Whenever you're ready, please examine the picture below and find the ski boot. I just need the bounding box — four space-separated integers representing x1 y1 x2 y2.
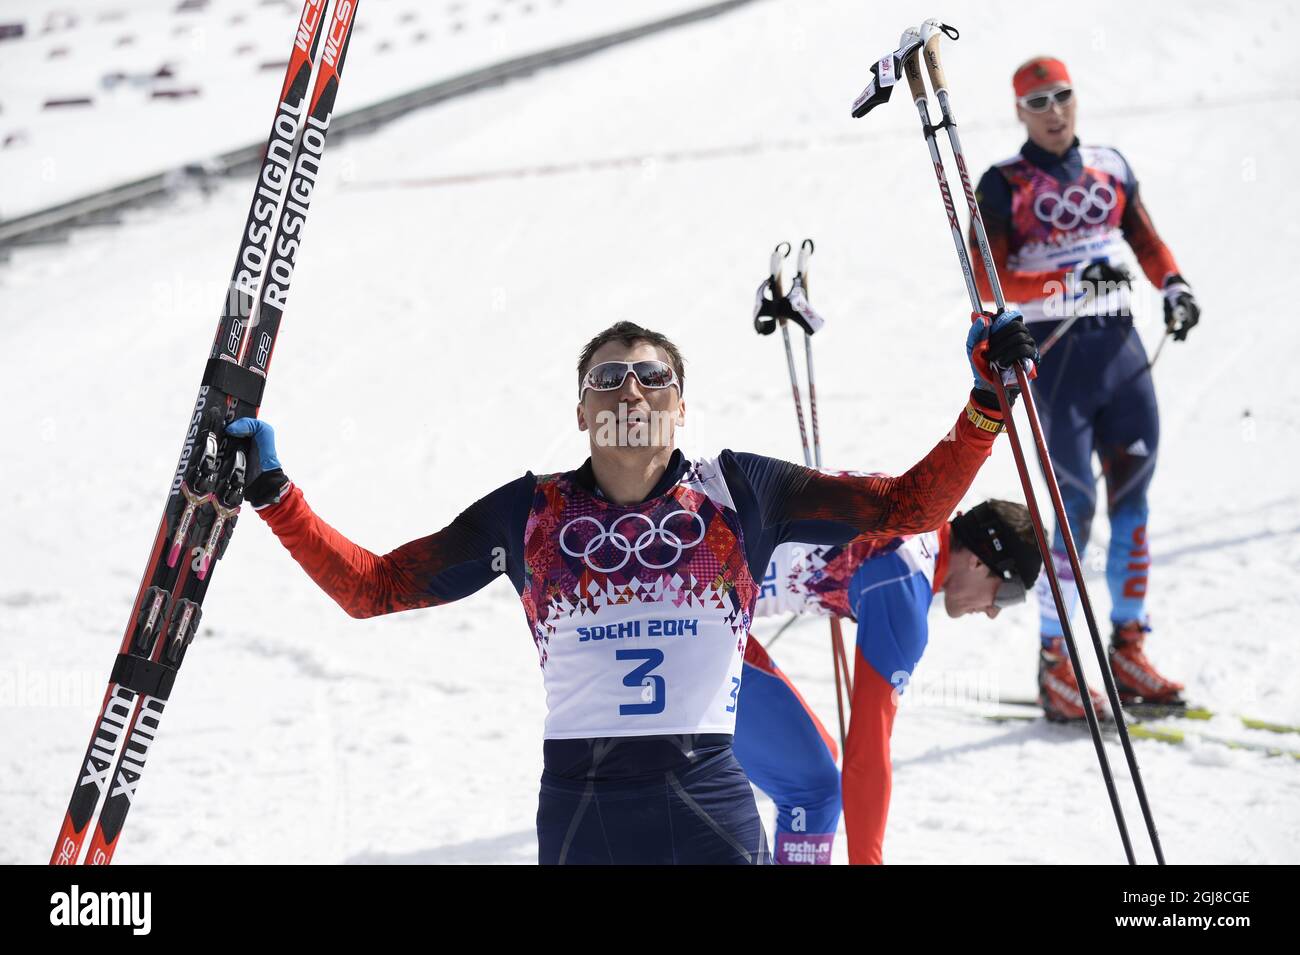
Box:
1109 621 1185 705
1038 636 1109 722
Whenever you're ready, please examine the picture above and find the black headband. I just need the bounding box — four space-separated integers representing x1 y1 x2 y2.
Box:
950 502 1041 589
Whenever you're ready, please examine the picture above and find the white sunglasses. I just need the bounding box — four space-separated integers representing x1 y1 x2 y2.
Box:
1018 86 1073 113
580 360 682 397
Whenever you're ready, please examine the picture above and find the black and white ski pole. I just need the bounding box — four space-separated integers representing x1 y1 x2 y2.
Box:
1037 312 1082 356
752 241 853 745
754 242 813 464
1146 328 1174 371
1040 265 1189 360
913 18 1164 864
791 241 822 467
788 241 857 729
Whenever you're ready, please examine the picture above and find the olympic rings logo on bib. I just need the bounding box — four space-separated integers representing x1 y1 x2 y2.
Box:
1033 181 1117 230
560 511 707 573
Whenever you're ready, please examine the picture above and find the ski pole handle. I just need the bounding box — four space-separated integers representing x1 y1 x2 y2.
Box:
795 238 814 277
754 242 791 336
769 241 791 292
920 19 957 94
794 239 814 299
901 28 927 102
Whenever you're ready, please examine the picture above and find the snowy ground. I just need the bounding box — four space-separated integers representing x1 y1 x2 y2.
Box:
0 0 718 218
2 0 1299 864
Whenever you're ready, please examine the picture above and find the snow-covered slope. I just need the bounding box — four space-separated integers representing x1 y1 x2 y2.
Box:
2 0 1298 864
0 0 728 219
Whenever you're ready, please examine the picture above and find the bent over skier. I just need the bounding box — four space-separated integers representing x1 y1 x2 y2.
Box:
736 500 1041 865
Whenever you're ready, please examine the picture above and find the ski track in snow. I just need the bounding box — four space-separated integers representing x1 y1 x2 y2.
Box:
2 0 1298 864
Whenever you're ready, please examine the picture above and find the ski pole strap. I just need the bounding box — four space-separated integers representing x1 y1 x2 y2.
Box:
965 400 1005 434
204 357 267 407
851 32 922 117
753 278 780 335
786 284 825 335
110 654 178 701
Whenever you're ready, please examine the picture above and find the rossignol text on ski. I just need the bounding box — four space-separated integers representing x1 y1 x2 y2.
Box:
50 0 360 867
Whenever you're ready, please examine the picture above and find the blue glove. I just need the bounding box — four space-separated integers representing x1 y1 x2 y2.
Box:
966 308 1037 394
225 417 288 507
225 418 279 468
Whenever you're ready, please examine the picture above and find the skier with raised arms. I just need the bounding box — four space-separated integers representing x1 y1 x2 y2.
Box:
226 315 1036 864
972 57 1200 720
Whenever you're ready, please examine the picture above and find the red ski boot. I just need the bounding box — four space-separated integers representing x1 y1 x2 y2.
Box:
1038 637 1109 722
1108 621 1185 705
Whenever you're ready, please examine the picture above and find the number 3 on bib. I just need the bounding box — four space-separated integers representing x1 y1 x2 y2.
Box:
616 649 665 716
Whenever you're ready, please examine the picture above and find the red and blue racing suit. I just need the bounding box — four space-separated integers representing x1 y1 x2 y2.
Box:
735 526 950 865
974 137 1181 638
251 400 1001 864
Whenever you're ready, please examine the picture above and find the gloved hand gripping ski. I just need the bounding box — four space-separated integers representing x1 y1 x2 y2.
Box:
226 418 291 508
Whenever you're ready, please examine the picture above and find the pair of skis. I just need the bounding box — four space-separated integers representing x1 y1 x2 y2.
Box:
997 697 1300 737
981 702 1300 761
750 241 852 746
51 0 360 866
